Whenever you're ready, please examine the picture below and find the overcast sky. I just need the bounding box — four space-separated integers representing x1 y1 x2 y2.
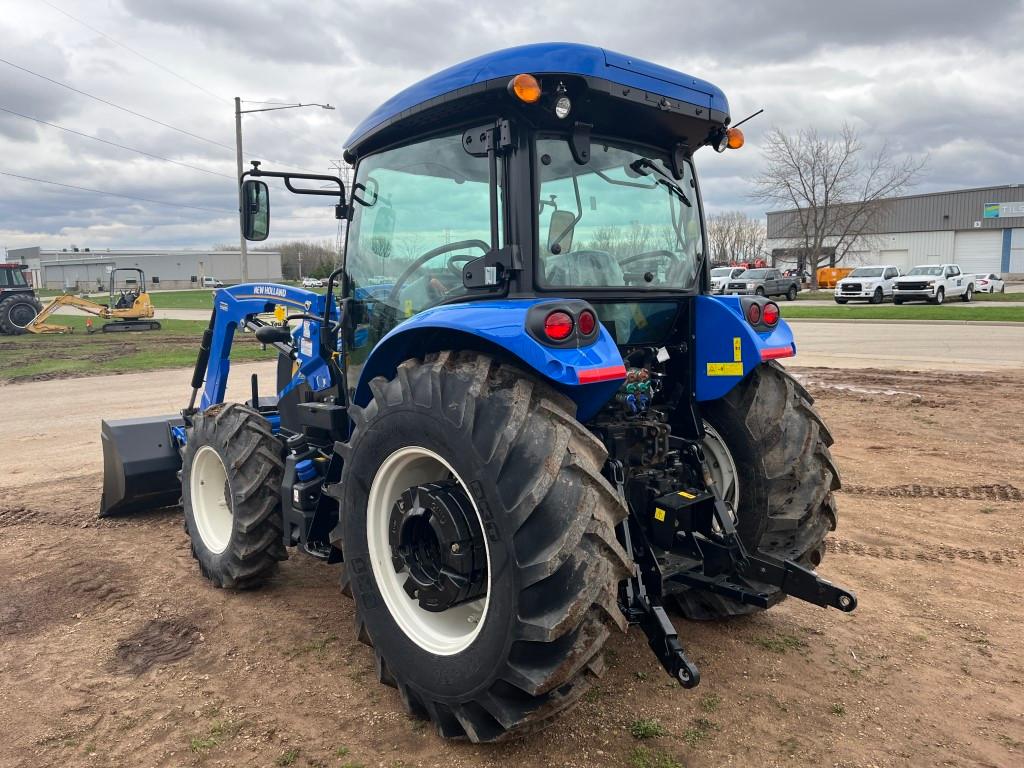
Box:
1 0 1022 254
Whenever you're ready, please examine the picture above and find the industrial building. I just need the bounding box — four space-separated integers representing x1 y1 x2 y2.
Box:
6 247 283 290
766 184 1024 275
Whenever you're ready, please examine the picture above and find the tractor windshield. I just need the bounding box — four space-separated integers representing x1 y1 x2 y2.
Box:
536 138 703 291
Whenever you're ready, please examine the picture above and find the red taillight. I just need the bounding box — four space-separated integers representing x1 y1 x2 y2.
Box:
578 309 597 335
746 303 762 325
544 310 574 340
762 302 780 326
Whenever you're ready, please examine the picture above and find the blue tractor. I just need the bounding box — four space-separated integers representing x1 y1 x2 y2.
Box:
100 43 855 741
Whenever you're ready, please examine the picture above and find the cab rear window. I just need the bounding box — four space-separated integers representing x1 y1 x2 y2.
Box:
592 301 678 345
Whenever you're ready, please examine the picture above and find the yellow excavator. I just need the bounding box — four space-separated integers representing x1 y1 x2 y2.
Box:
28 267 160 334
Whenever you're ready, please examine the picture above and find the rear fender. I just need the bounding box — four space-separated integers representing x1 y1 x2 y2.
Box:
695 295 796 401
352 299 626 421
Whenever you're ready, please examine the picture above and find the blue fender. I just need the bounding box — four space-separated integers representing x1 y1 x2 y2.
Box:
201 283 338 409
352 299 626 422
694 295 796 401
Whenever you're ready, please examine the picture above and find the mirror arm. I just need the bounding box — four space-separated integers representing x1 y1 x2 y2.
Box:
244 162 349 219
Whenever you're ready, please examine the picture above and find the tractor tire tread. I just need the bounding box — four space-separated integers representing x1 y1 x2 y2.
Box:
339 351 628 742
182 403 286 590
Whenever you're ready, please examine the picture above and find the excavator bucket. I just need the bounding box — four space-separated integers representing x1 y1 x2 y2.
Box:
99 415 184 517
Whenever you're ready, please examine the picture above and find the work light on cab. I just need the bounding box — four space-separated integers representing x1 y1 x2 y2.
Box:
508 73 542 103
727 127 744 149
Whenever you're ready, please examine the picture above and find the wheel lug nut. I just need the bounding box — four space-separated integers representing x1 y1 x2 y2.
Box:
450 543 460 553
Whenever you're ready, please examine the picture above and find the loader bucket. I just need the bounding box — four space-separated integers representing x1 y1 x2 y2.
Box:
99 415 184 517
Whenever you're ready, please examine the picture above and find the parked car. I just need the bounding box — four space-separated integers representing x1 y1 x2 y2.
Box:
974 273 1005 293
892 264 974 305
201 277 224 288
724 268 801 300
834 265 901 304
710 266 746 294
301 277 324 288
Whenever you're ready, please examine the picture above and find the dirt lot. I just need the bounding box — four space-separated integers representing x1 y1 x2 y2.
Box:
1 364 1022 768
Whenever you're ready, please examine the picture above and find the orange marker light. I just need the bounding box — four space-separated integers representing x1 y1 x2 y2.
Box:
509 73 542 103
726 127 744 149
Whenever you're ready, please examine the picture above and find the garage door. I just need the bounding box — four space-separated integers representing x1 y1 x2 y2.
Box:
1011 228 1024 273
879 250 909 270
954 230 1002 272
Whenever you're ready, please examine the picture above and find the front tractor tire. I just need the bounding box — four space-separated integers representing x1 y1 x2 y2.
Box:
181 403 287 589
337 352 629 742
674 362 840 620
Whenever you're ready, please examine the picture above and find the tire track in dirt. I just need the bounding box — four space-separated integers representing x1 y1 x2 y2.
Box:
826 537 1020 566
1 558 135 636
111 618 201 675
839 484 1023 502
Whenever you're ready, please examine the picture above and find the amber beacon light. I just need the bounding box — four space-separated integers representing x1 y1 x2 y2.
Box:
508 73 542 103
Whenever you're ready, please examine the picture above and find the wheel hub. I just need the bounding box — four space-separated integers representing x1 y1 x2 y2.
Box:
389 481 487 612
9 301 37 328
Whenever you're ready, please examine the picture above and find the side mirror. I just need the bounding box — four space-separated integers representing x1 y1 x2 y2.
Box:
241 180 270 241
547 209 576 255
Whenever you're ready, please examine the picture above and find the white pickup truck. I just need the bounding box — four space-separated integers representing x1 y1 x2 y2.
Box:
892 264 974 305
834 265 902 304
710 266 746 294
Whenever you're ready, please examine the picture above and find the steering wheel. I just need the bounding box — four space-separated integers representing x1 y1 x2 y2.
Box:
618 249 680 269
446 252 478 277
387 239 489 304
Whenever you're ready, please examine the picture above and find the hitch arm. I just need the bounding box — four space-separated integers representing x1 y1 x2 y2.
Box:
742 554 858 612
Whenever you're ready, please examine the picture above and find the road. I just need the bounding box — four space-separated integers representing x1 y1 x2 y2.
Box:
45 305 1024 371
788 319 1024 370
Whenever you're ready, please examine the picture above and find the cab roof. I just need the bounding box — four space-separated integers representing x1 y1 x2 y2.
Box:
344 42 730 159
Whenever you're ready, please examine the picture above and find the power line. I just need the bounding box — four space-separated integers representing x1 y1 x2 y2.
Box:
39 0 224 103
0 170 234 214
0 106 234 179
0 56 235 151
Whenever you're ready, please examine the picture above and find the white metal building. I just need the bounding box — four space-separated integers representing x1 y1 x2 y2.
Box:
7 247 282 290
766 184 1024 276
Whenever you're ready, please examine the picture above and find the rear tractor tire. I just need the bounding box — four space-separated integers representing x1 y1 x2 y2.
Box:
673 362 840 620
336 351 629 742
0 294 43 335
181 403 287 589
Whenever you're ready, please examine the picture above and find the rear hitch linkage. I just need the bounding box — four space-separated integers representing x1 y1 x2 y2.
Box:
611 442 857 689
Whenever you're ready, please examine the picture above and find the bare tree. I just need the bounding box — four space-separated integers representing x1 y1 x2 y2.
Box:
752 124 925 287
706 211 767 266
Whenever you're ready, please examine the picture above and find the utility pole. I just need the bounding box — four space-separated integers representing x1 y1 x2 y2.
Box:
234 97 249 283
234 98 335 284
297 251 303 280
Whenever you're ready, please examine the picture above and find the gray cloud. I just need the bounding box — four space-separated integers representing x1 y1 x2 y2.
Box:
1 0 1022 253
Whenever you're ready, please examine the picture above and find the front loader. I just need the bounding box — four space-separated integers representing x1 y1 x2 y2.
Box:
100 43 856 741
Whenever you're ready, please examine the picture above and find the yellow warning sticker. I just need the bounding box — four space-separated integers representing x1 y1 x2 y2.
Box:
676 490 696 499
654 507 666 522
403 299 413 318
733 337 742 362
707 362 744 377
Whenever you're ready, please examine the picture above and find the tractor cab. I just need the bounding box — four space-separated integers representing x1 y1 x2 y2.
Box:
335 43 737 373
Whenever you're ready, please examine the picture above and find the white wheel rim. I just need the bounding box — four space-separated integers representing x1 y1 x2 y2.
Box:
366 446 490 656
702 422 740 521
190 445 233 554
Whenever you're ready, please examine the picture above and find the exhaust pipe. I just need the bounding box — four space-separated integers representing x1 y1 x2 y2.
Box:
99 415 184 517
